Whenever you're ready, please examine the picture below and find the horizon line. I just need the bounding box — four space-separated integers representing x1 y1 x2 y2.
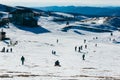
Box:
1 3 120 8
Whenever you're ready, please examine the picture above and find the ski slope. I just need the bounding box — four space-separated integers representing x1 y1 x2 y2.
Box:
0 16 120 80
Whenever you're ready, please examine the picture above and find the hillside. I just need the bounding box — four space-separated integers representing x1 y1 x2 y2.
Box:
0 4 120 80
0 4 15 12
0 15 120 80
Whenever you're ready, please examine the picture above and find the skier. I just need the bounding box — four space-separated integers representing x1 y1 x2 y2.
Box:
55 60 61 67
78 46 81 52
1 47 5 52
15 41 18 45
21 56 25 65
52 51 56 55
56 39 59 43
10 48 12 52
84 39 86 43
82 54 85 60
109 38 111 41
54 51 56 55
96 37 98 39
111 32 113 36
10 40 12 46
66 21 69 25
52 50 54 54
95 44 97 47
85 45 87 49
80 45 83 50
113 39 116 42
75 46 77 51
6 49 9 53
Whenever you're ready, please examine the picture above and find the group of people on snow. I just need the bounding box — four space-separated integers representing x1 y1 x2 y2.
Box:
1 47 13 53
20 56 61 67
1 35 109 67
20 32 117 66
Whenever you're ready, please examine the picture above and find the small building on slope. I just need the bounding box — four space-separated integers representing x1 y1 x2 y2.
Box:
9 8 38 27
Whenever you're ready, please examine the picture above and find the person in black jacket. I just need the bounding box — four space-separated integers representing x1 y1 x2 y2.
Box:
10 48 12 52
82 54 85 60
21 56 25 65
75 46 77 51
55 60 61 67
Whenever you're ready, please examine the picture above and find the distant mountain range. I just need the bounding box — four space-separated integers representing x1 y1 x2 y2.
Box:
35 6 120 17
0 4 120 17
0 4 120 32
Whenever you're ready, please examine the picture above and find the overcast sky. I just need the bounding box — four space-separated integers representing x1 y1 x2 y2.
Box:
1 0 120 7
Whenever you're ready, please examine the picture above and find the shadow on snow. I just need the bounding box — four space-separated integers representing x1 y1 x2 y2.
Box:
14 24 50 34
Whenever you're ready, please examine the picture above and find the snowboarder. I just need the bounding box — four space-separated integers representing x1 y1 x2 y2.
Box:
75 46 77 51
82 54 85 60
21 56 25 65
55 60 61 67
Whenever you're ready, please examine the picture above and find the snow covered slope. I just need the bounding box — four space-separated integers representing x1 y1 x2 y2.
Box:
0 4 120 79
0 14 120 80
61 16 120 33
